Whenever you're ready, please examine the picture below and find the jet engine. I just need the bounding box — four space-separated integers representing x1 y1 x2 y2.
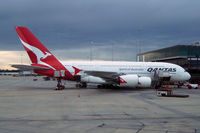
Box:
119 74 151 88
138 77 151 88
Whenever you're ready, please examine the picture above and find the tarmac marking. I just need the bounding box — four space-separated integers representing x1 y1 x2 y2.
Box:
135 93 200 122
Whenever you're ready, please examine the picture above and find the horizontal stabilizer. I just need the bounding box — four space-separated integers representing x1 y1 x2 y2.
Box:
11 64 50 71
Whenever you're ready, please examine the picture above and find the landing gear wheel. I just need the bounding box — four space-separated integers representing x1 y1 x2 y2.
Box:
97 85 102 88
56 78 65 90
97 84 115 89
81 82 87 88
76 84 81 88
75 82 87 88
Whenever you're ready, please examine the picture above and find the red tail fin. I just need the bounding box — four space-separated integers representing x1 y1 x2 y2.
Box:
15 26 73 79
15 26 51 64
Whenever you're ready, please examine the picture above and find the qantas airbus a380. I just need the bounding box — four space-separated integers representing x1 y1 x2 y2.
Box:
12 26 191 89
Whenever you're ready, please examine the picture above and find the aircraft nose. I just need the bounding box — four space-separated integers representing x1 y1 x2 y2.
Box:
185 72 191 80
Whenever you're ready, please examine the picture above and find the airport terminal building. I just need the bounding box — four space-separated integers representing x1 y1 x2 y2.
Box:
137 42 200 83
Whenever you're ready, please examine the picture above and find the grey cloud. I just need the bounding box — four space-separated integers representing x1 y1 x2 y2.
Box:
0 0 200 61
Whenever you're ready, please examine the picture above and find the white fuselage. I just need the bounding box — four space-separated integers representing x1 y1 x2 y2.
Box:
62 61 191 82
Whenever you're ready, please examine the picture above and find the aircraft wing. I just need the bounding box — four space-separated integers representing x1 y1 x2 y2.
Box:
84 71 122 84
11 64 50 71
84 71 119 78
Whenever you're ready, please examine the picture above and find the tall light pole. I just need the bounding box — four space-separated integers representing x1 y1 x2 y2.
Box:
137 28 142 54
137 27 142 62
136 40 140 61
90 41 94 61
111 43 114 61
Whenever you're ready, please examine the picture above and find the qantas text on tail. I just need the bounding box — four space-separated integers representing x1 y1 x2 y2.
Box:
13 26 191 89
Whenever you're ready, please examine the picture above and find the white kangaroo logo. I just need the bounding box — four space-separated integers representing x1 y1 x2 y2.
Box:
20 39 55 70
41 52 51 60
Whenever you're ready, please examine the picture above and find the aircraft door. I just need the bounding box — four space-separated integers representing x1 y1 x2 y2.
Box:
54 70 65 77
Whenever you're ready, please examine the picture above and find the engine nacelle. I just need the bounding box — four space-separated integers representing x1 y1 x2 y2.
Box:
138 77 151 88
119 74 152 88
119 74 139 87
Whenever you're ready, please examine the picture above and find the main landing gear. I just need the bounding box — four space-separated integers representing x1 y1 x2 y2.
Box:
56 78 65 90
75 82 87 88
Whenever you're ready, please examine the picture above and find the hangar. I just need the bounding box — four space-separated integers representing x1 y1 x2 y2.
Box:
137 42 200 83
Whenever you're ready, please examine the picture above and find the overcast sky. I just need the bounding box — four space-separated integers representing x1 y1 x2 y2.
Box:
1 0 200 67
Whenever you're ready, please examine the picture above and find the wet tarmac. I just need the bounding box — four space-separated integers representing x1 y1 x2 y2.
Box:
0 76 199 133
